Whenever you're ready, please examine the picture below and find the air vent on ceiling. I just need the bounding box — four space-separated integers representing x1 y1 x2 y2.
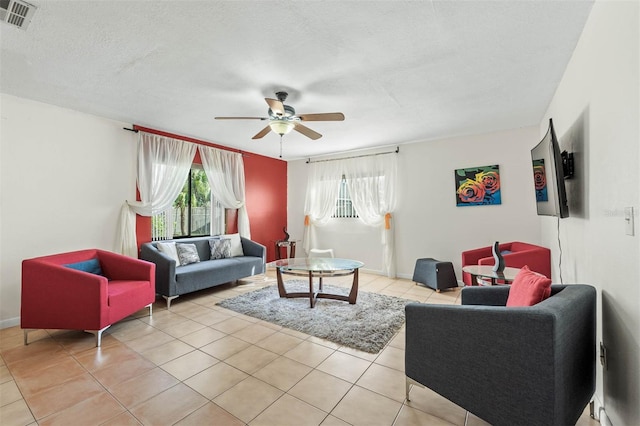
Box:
0 0 36 30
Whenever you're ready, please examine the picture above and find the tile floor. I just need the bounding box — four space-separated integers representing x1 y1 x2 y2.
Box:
1 270 599 426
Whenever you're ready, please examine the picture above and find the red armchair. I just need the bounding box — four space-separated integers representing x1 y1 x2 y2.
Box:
461 241 551 285
21 249 155 346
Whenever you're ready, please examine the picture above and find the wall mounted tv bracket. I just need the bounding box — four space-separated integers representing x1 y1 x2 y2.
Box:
561 151 574 179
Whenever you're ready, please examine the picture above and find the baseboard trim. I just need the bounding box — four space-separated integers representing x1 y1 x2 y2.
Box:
0 316 20 330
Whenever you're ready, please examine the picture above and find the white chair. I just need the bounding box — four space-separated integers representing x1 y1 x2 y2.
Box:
309 248 334 258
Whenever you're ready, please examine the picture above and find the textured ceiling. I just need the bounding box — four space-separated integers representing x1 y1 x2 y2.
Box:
0 1 594 160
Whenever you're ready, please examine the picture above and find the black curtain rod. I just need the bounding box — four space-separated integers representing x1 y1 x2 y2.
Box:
306 146 399 164
123 127 139 133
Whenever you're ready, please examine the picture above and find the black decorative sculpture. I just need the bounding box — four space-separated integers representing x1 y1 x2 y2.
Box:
282 227 290 242
492 241 505 273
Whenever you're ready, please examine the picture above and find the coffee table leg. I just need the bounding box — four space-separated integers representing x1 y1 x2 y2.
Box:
308 271 315 308
348 268 359 304
276 267 286 297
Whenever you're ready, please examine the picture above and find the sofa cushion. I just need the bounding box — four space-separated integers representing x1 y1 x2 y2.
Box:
209 238 231 259
64 258 104 276
156 241 181 264
222 233 244 257
506 265 552 307
176 243 200 266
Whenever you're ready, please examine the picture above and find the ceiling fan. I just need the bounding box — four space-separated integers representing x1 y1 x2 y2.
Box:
215 91 345 140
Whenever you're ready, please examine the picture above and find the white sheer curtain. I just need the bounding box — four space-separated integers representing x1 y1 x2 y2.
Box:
115 133 196 257
302 161 342 254
198 145 251 238
343 154 397 277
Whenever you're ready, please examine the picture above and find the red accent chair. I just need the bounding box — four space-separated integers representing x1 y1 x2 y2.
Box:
461 241 551 286
21 249 155 346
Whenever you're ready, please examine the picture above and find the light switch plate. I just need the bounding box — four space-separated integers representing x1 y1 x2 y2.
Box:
625 207 634 236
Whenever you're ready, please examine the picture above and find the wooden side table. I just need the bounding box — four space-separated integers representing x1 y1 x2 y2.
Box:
275 240 296 260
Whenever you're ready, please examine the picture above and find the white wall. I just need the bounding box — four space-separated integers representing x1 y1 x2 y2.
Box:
0 94 137 326
542 1 639 424
288 125 544 279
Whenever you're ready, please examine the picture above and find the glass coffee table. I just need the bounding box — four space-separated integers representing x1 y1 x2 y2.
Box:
269 258 364 308
462 265 521 285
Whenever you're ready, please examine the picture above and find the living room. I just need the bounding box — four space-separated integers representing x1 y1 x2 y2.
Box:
1 1 638 425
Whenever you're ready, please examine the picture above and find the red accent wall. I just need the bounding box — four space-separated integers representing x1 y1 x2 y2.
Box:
133 126 287 262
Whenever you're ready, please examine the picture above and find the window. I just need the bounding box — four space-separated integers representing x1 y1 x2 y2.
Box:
333 176 358 218
152 165 225 240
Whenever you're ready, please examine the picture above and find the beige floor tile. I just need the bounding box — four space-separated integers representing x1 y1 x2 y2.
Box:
24 373 106 420
210 316 254 334
139 308 189 328
253 356 312 391
307 336 341 350
405 384 467 425
394 404 456 426
232 322 278 344
356 363 408 402
124 329 176 353
0 365 13 384
0 398 36 425
159 319 206 338
129 383 208 425
283 341 335 368
338 345 380 362
1 338 65 370
250 393 328 426
37 391 125 426
255 331 304 354
213 376 284 423
388 332 406 350
288 370 353 413
140 339 195 365
320 414 351 426
161 350 219 381
0 380 22 407
184 362 248 399
200 335 251 360
109 367 180 408
225 345 280 374
92 354 157 389
12 356 86 398
73 342 139 372
108 320 157 342
331 385 402 426
279 327 311 339
190 309 234 326
374 345 404 371
180 327 227 348
100 410 143 425
316 351 371 383
175 401 244 426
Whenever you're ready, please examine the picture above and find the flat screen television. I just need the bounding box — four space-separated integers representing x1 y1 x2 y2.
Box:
531 118 569 218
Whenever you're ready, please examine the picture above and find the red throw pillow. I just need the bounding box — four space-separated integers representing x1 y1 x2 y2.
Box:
506 265 552 307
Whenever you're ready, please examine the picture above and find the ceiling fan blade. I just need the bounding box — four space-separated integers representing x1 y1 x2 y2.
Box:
265 98 285 116
294 123 322 140
252 126 272 140
215 116 267 120
298 112 345 122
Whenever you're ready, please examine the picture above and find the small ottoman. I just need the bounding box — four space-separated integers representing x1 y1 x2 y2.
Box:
412 258 459 292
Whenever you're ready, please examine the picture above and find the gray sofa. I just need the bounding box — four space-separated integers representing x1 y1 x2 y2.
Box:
140 236 266 308
405 284 596 426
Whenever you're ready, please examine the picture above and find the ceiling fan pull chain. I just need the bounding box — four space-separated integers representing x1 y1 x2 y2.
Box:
279 135 283 158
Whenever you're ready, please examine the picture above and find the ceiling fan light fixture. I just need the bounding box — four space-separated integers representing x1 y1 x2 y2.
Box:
269 120 295 136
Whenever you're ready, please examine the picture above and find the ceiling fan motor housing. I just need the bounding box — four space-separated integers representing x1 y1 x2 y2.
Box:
268 104 296 119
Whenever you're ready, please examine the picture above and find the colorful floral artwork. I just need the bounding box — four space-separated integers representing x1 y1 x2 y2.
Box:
532 159 548 202
455 164 501 206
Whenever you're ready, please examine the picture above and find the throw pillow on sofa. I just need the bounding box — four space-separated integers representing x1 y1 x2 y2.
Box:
64 258 104 276
176 243 200 266
157 241 181 264
209 238 231 259
506 265 552 307
222 233 244 257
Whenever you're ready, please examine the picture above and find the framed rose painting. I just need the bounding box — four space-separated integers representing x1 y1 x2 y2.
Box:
455 164 501 206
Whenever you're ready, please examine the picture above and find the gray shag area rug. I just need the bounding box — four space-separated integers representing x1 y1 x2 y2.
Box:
217 280 411 353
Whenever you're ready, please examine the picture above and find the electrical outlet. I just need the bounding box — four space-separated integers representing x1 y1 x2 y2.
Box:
625 207 634 236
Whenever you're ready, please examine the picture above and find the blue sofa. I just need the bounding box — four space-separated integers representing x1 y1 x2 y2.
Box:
405 284 596 426
140 236 266 308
